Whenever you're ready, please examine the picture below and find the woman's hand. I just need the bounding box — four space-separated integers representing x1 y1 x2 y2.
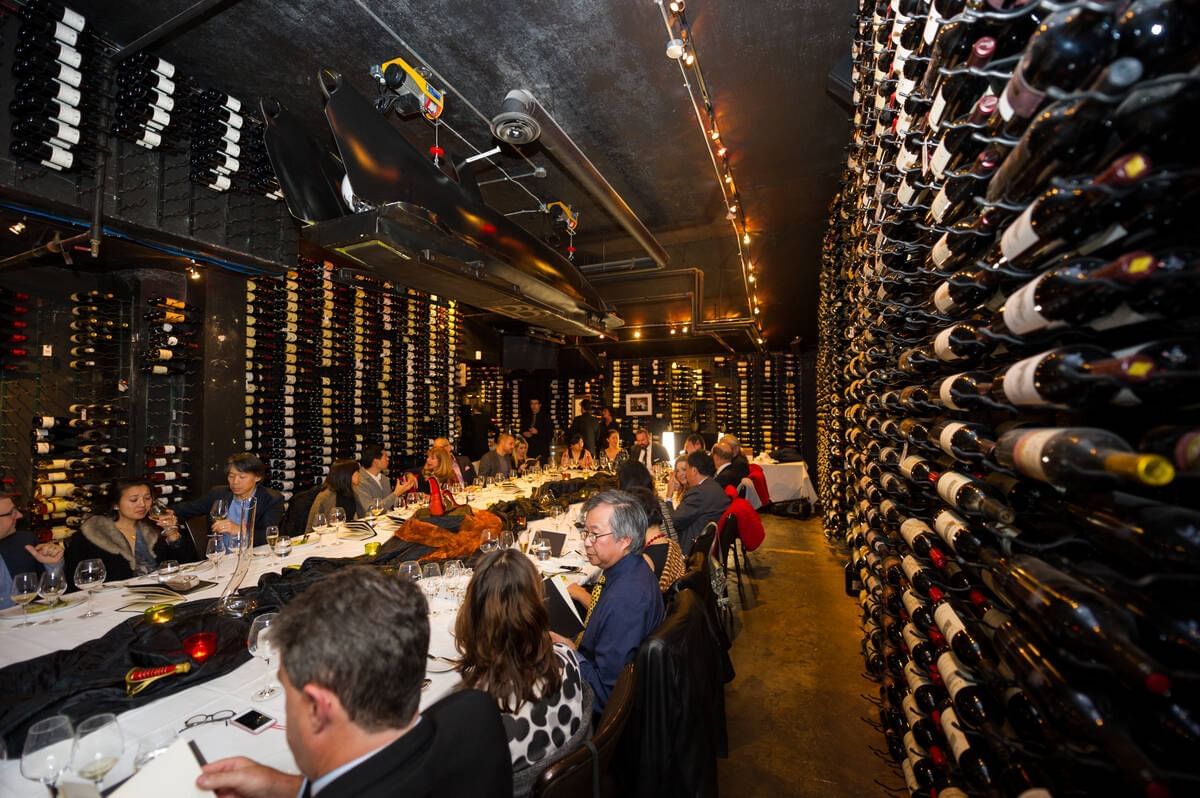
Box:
157 510 179 528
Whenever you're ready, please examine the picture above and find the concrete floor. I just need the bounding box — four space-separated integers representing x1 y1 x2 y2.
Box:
718 515 899 796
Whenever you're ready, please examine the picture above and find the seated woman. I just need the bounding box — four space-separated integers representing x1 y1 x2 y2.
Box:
596 428 628 471
667 455 689 506
455 548 589 773
558 432 595 470
307 458 360 530
162 453 283 547
625 486 687 593
417 447 462 492
511 438 532 475
617 460 679 543
66 478 198 588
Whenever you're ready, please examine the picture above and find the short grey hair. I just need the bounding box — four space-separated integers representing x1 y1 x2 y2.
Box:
270 567 429 732
712 443 733 463
582 489 648 556
720 435 740 453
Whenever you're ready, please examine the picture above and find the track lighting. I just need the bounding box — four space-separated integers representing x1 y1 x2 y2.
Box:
666 38 686 59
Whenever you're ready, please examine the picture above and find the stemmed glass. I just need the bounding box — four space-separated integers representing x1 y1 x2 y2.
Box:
265 525 280 556
37 570 67 624
147 501 177 536
479 529 499 554
72 713 124 788
273 535 292 559
369 498 385 519
10 572 39 627
20 715 73 791
205 535 225 574
329 506 347 531
311 512 327 547
247 612 280 701
397 561 422 581
210 499 228 527
74 559 107 618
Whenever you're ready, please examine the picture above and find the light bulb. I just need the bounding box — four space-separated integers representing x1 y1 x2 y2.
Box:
742 232 751 245
665 38 686 59
709 128 720 141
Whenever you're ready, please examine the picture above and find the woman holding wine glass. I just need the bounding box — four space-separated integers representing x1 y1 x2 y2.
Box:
597 428 628 471
65 478 197 589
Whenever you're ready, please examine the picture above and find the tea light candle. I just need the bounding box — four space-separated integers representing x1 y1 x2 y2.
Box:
144 603 175 624
183 631 217 664
364 542 381 557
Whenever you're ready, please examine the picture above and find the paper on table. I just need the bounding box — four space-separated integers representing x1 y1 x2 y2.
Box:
109 738 209 798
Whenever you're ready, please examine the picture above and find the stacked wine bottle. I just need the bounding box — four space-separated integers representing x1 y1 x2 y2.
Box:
1 287 33 377
141 295 199 375
31 403 128 537
111 51 186 151
823 0 1199 795
188 85 280 199
9 0 98 173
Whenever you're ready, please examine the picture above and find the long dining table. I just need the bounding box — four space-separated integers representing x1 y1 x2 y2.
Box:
0 474 598 796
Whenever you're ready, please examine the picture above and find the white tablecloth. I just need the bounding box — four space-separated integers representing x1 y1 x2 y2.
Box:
0 476 593 796
758 461 817 503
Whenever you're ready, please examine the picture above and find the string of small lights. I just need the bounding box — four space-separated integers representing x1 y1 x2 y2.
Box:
656 0 766 346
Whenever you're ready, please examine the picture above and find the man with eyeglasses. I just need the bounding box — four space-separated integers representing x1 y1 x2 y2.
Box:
550 490 664 713
0 493 65 610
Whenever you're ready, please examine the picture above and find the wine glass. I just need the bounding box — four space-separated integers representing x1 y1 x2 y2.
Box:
72 713 123 788
74 559 107 618
369 497 385 518
209 499 228 526
10 572 39 627
329 506 347 529
397 560 422 581
479 529 499 554
500 530 515 550
147 501 177 535
37 570 67 624
265 525 280 554
205 535 224 573
157 560 180 583
20 715 73 789
421 562 442 580
247 613 279 701
311 511 327 543
273 535 292 559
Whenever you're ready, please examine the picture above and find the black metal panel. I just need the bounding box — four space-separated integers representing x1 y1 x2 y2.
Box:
197 267 247 487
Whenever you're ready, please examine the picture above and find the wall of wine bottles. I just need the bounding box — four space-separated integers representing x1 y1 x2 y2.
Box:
822 0 1199 794
243 259 460 497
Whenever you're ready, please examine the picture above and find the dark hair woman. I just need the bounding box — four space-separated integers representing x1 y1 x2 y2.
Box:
597 428 628 471
65 477 197 589
617 461 680 545
625 486 686 593
558 431 594 470
455 548 589 772
307 459 361 530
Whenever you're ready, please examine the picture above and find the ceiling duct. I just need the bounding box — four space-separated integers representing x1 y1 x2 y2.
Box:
490 90 670 270
260 71 620 338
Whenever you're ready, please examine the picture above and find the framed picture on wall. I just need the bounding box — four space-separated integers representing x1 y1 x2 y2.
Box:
625 393 652 417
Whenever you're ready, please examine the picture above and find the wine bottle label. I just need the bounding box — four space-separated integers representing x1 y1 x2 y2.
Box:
936 471 972 506
901 588 926 619
153 72 176 94
930 234 952 268
933 604 968 645
939 422 967 454
1002 353 1059 408
156 348 173 360
42 145 74 171
922 6 942 45
939 707 971 763
53 119 80 145
53 100 82 128
933 327 963 362
930 139 952 179
55 41 83 68
53 21 79 46
1002 272 1057 335
933 509 968 552
1000 202 1039 260
899 455 923 479
998 62 1045 122
901 553 925 585
40 415 57 428
928 88 948 129
897 179 916 206
1009 428 1058 482
874 92 886 111
897 76 916 99
56 61 82 88
936 651 976 703
901 695 926 731
903 660 932 693
151 365 169 375
1087 302 1153 332
148 105 171 128
153 58 176 79
930 186 954 223
54 80 82 107
151 88 175 112
219 122 241 143
903 623 929 658
901 759 920 793
900 519 933 550
1076 222 1129 256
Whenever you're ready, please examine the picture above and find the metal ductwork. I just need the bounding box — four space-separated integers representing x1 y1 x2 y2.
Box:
261 72 621 338
490 90 671 270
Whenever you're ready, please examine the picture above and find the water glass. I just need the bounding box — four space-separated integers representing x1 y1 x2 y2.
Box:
20 715 73 788
533 533 552 562
72 713 123 787
133 727 177 769
397 560 422 581
11 571 39 627
421 562 442 580
273 535 292 559
73 559 107 618
247 613 279 701
157 560 180 582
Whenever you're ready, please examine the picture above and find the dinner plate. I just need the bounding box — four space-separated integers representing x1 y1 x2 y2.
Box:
0 595 83 620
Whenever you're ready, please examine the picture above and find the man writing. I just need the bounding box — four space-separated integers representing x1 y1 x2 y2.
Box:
553 490 664 712
432 437 477 486
628 428 670 472
520 398 552 465
671 451 731 554
0 494 65 609
354 444 417 517
478 433 516 479
196 568 512 797
712 442 750 491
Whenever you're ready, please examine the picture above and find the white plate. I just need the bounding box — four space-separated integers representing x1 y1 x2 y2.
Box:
0 595 83 620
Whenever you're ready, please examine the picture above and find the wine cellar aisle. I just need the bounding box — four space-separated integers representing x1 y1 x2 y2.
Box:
719 515 898 796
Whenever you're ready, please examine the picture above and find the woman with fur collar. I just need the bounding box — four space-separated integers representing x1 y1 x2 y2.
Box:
65 478 197 590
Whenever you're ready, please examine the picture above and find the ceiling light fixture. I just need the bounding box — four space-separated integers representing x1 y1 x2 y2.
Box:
633 329 642 339
665 38 686 60
709 128 720 141
669 0 686 12
188 265 202 280
8 221 26 235
742 231 751 245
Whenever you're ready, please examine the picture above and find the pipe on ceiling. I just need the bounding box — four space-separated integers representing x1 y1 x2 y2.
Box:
490 90 670 270
577 256 663 276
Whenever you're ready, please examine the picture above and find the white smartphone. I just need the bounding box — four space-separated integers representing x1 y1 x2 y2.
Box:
230 709 275 735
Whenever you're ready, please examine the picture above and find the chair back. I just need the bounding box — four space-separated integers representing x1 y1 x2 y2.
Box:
738 476 762 509
716 507 739 560
280 485 320 539
689 521 718 560
534 664 637 798
747 463 771 505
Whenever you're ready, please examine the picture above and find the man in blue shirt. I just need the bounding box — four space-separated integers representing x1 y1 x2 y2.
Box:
0 493 65 609
552 490 665 712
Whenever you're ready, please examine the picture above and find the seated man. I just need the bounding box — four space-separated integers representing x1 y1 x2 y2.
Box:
683 433 707 456
721 434 751 469
627 428 670 471
433 436 477 486
198 568 511 797
354 444 417 516
712 443 750 491
0 493 65 609
671 451 731 554
478 433 516 479
552 490 664 713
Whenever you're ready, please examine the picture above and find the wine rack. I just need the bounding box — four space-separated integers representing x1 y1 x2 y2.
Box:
823 1 1200 795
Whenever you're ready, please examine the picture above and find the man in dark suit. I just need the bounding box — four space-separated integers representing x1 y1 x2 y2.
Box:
569 398 601 455
628 427 670 472
712 442 750 492
433 436 477 486
197 568 512 798
721 434 751 471
671 451 731 554
521 397 552 464
164 453 284 547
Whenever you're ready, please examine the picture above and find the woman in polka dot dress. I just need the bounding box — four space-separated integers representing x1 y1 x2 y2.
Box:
454 548 589 770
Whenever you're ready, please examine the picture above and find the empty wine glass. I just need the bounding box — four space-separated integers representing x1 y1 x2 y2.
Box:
20 715 73 790
133 727 177 769
500 531 515 549
397 560 422 581
37 570 67 624
205 535 224 573
209 499 228 526
329 506 347 529
421 562 442 580
74 559 107 618
72 713 123 788
479 529 499 554
157 560 180 583
10 572 39 628
311 511 327 545
247 612 279 701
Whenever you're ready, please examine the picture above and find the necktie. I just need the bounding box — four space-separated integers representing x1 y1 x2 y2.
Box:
576 574 606 646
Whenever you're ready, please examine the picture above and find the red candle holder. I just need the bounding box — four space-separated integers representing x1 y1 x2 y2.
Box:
183 631 217 664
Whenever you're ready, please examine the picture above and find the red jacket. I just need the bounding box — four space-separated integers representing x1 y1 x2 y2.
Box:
718 490 766 552
747 464 771 505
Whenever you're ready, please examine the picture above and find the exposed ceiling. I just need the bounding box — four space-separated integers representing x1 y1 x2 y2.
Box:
41 0 853 346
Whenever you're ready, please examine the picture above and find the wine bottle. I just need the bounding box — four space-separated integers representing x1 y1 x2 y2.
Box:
996 427 1175 488
936 471 1015 523
989 344 1156 409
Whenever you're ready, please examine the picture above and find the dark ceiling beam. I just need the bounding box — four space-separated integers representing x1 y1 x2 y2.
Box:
116 0 246 58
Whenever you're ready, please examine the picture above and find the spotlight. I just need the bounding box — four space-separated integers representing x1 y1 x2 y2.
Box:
749 274 756 284
666 38 686 59
709 128 720 141
754 307 761 315
669 0 686 12
633 329 642 339
757 337 765 345
742 232 751 245
188 265 201 280
8 221 26 235
724 173 734 184
683 49 695 66
716 145 728 158
681 325 689 333
670 327 677 335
